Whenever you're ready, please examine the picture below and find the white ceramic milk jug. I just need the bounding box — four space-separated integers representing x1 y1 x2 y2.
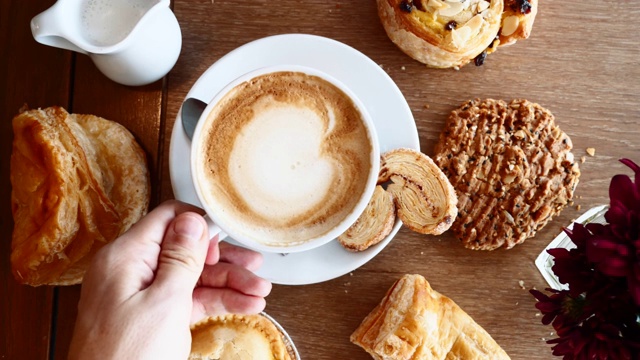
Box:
31 0 182 86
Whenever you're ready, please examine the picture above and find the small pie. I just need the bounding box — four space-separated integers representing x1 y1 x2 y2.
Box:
189 314 294 360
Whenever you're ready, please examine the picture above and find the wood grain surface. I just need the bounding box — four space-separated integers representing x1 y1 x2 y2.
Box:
2 0 639 359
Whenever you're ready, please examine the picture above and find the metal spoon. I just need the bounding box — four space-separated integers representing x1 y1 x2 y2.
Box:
181 97 207 140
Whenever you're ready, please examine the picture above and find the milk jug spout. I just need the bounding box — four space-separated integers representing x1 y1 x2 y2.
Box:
30 0 181 86
31 2 87 54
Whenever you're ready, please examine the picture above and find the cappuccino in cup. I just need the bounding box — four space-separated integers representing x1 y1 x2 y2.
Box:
191 66 379 252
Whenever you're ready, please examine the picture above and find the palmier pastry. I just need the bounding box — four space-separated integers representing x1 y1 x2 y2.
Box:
338 185 396 251
351 274 510 359
10 107 149 285
433 99 580 250
379 148 457 235
190 314 294 360
376 0 538 68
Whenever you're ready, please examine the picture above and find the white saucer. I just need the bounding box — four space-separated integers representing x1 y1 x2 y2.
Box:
169 34 419 285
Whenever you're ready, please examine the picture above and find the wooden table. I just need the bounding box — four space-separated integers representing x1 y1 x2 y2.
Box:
2 1 639 359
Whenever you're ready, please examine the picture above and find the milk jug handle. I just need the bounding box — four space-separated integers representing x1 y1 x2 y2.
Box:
31 4 88 54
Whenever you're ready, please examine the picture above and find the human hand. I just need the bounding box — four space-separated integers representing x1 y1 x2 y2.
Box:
68 200 272 360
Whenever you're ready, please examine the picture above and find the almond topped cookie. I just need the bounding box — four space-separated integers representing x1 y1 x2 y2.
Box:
433 99 580 250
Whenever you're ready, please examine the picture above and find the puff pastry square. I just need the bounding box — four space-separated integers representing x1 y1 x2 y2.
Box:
351 274 510 359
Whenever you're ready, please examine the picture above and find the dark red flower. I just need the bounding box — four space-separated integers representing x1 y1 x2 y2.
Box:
589 159 640 305
546 316 638 360
552 224 598 296
531 159 640 359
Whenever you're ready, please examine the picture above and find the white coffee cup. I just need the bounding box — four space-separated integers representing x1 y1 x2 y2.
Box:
190 65 380 253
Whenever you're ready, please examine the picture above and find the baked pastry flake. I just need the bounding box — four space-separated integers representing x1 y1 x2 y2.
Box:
10 107 149 286
351 274 510 359
379 148 457 235
338 185 396 251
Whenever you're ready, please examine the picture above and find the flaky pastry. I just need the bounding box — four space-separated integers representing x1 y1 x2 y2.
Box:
338 185 396 251
351 274 510 359
376 0 538 68
379 148 457 235
10 107 149 286
500 0 538 45
189 314 294 360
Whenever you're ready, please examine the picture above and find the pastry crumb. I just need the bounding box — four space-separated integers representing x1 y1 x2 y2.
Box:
581 156 586 163
535 313 541 317
518 280 525 289
424 104 430 109
576 204 581 211
401 66 406 70
586 147 596 156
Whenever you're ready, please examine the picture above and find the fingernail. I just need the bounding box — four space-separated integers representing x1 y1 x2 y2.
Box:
174 215 204 240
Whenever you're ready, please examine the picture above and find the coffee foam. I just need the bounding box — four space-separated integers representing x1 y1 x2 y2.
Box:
197 71 373 246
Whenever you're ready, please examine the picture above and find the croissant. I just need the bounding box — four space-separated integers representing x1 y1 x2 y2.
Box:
10 107 149 286
376 0 538 68
379 148 457 235
351 274 511 359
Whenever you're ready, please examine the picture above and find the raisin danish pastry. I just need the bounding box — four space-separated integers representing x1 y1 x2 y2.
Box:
376 0 537 68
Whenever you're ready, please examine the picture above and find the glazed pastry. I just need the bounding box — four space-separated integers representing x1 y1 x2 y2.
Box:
351 274 511 359
432 99 580 250
379 148 457 235
338 185 396 251
500 0 538 45
190 314 294 360
376 0 538 68
10 107 149 286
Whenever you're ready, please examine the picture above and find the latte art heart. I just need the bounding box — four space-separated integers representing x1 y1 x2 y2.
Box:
197 71 373 246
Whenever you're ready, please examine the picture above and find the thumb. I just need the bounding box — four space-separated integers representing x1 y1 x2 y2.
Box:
152 212 209 295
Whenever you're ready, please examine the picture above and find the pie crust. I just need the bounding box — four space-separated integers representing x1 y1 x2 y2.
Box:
189 314 294 360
